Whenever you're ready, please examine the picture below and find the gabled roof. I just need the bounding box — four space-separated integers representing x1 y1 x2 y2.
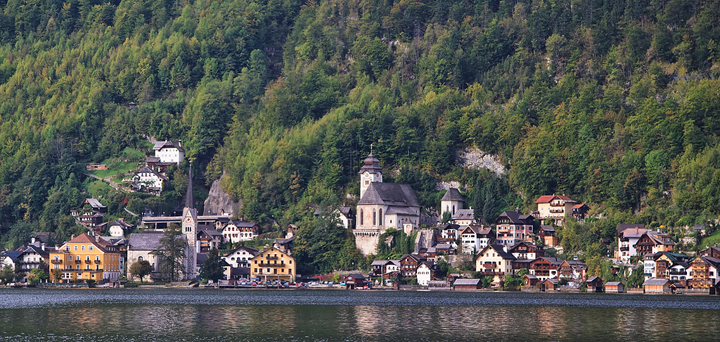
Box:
535 195 576 204
477 244 516 260
441 188 464 201
620 227 648 239
495 211 534 224
146 156 161 163
453 278 481 286
533 256 563 266
134 166 169 180
346 273 366 280
572 203 588 209
1 250 22 263
586 276 601 283
84 198 106 209
358 182 420 207
452 209 474 221
644 278 670 286
605 281 622 286
199 229 223 237
153 140 184 152
371 260 391 266
225 246 259 257
338 206 353 216
617 223 645 235
386 207 418 215
540 225 555 232
228 220 258 228
109 219 133 229
400 254 424 263
442 223 460 231
62 233 119 253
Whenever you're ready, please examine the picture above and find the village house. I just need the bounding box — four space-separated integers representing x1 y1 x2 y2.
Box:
529 257 564 281
416 262 434 286
197 228 223 253
475 245 515 282
434 243 455 255
699 245 720 259
354 152 420 255
452 209 475 226
459 225 489 254
523 274 540 287
534 195 579 226
71 198 107 229
107 219 133 238
634 231 676 257
49 233 122 283
571 203 590 220
385 260 401 276
371 260 392 277
131 166 168 193
250 247 296 282
344 274 366 289
399 254 424 277
418 247 437 262
221 220 259 244
153 140 185 166
541 278 559 291
440 223 460 240
616 224 647 263
273 236 295 255
0 250 21 272
495 210 535 246
509 242 544 260
558 260 587 281
222 246 258 269
16 244 51 274
336 206 354 229
538 225 559 247
688 256 720 289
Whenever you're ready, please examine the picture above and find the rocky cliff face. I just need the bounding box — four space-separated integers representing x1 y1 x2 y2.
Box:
203 173 242 216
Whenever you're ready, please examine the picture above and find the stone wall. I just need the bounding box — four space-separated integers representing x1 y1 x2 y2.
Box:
354 232 380 256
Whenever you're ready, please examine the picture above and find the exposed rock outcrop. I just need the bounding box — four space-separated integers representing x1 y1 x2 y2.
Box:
203 173 241 216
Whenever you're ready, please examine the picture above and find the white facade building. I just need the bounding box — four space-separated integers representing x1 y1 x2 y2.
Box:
416 263 432 286
153 140 185 165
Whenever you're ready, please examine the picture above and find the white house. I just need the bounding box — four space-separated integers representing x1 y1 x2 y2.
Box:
107 219 133 238
459 225 493 254
222 220 259 244
153 140 185 165
616 224 647 263
416 262 432 286
475 245 515 276
441 224 460 240
132 167 168 192
222 246 259 268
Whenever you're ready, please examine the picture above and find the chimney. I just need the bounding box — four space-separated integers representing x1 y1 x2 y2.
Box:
96 235 100 242
71 234 75 240
516 207 520 213
503 245 508 253
41 243 45 251
31 237 36 245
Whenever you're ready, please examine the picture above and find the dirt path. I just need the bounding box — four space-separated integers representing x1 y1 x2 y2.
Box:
84 173 123 191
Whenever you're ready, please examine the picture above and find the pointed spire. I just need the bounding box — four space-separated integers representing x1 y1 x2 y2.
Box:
185 162 194 209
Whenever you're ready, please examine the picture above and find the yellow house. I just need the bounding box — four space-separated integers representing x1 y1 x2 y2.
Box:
49 233 122 283
250 247 296 282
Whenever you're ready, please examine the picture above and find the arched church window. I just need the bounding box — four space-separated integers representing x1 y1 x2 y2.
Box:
379 209 383 227
360 210 363 225
373 210 376 225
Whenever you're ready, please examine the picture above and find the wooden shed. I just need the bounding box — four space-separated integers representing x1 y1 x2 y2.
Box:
344 274 366 289
454 278 482 291
541 278 559 292
604 281 624 293
586 276 604 293
523 274 540 287
644 278 672 294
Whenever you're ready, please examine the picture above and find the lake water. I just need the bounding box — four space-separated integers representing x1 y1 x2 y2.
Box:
1 288 719 341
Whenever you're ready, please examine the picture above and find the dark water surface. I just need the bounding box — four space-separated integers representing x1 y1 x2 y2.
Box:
1 288 719 341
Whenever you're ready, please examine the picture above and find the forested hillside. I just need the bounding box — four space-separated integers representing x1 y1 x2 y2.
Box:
2 0 720 260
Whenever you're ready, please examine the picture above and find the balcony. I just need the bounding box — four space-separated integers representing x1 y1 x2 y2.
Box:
266 256 279 260
483 263 497 269
620 247 629 251
74 260 82 264
94 259 101 264
669 270 687 276
51 259 62 264
258 262 286 267
85 259 92 264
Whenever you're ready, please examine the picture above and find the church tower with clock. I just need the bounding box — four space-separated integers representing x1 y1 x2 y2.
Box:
182 163 197 279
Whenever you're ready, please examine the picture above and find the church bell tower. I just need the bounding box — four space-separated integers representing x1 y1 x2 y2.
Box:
182 163 197 279
359 151 382 199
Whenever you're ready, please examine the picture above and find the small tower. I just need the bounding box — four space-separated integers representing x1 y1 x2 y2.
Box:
182 163 197 279
441 188 464 216
359 152 383 199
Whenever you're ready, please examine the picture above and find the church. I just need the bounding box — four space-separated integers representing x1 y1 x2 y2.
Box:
354 152 420 255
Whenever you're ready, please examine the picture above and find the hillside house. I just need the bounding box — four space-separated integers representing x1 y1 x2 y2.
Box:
475 245 515 279
538 225 558 247
107 219 133 238
534 195 578 226
222 220 259 243
495 211 535 246
529 257 564 281
153 140 185 166
132 167 168 193
616 224 647 263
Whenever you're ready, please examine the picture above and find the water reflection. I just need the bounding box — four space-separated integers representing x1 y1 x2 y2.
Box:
0 289 719 341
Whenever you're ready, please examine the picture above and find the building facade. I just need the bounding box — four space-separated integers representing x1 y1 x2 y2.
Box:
250 247 296 282
49 233 122 283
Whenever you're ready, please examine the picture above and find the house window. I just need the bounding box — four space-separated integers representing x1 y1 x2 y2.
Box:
74 246 78 251
89 246 93 251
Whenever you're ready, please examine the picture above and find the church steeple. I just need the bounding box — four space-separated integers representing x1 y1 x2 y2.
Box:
359 151 383 199
185 162 194 209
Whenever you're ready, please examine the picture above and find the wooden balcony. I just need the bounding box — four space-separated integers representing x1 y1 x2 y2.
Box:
74 260 82 264
258 262 285 267
266 256 279 260
84 259 92 264
94 259 101 264
51 259 63 264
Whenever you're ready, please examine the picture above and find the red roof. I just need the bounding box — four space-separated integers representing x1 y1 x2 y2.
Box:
535 195 576 204
572 203 587 209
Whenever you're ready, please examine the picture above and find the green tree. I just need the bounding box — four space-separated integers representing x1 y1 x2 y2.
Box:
129 260 153 282
157 223 187 282
199 248 226 281
0 265 15 284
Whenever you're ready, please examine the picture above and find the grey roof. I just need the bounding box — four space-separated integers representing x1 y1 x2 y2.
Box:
371 260 390 266
385 206 418 215
200 229 223 237
617 223 645 234
185 165 194 209
496 211 534 224
153 140 185 152
441 188 464 201
225 246 259 257
346 273 366 280
452 209 474 221
109 219 133 229
586 276 600 283
1 250 22 263
146 156 161 163
135 166 169 180
85 198 106 209
358 182 420 207
693 224 705 230
229 220 258 228
454 279 481 286
435 243 452 250
442 223 460 231
127 231 166 251
541 225 555 232
338 206 353 216
644 278 670 286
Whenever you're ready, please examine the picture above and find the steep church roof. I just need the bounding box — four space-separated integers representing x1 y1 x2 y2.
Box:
441 188 464 201
186 164 194 209
358 182 420 207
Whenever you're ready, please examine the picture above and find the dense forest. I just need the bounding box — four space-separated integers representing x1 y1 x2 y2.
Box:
2 0 720 271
